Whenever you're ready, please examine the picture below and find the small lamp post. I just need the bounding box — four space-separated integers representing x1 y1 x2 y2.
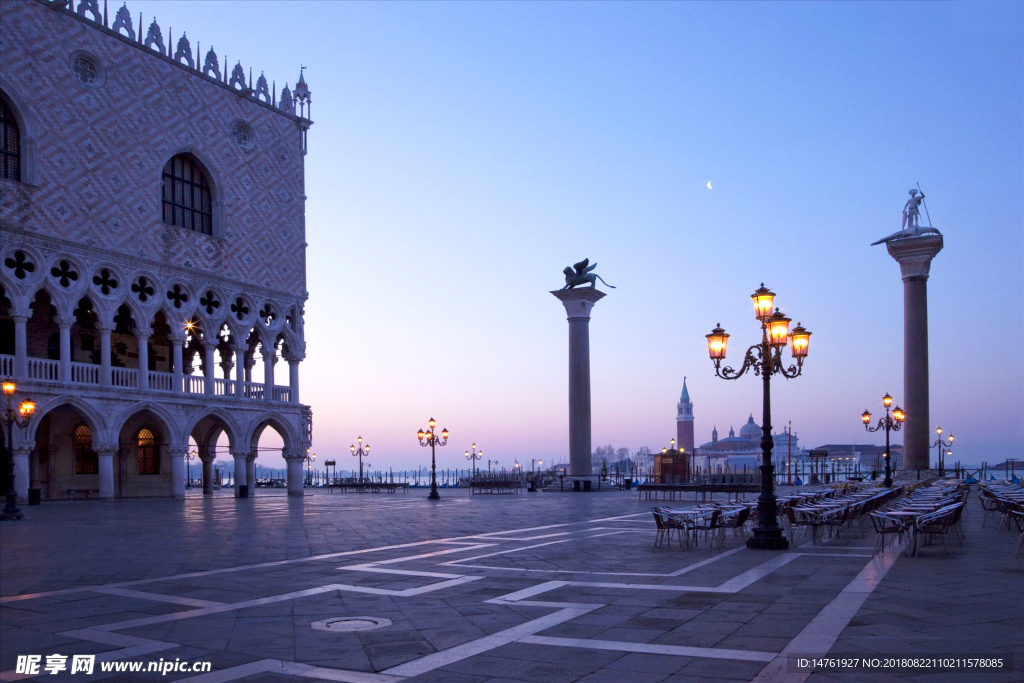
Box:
350 436 370 482
1 381 35 521
930 428 954 477
304 447 317 486
417 418 448 500
705 284 811 550
186 449 197 488
862 393 905 488
465 443 481 479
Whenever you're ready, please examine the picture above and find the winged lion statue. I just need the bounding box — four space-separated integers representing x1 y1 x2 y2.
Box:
561 258 616 290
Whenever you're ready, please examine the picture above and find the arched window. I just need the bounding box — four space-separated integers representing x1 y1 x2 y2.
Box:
137 427 160 474
0 96 20 181
74 424 98 474
161 154 213 235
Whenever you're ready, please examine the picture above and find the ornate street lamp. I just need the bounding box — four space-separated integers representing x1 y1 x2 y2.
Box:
2 381 35 521
862 393 905 487
705 284 811 550
464 443 481 479
350 436 370 482
186 449 197 488
417 418 448 500
304 447 317 486
488 458 499 476
930 427 954 477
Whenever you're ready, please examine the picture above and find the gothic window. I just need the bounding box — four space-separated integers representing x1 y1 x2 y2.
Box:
161 154 213 235
72 57 98 86
0 96 19 182
137 427 160 475
74 424 98 475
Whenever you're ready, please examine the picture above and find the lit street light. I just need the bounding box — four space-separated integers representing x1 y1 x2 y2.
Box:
706 284 811 550
304 448 317 486
350 436 370 482
862 393 905 488
465 443 482 479
417 418 448 500
1 381 35 521
931 427 954 477
186 449 197 488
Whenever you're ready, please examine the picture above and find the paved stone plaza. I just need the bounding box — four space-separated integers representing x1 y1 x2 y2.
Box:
1 488 1021 682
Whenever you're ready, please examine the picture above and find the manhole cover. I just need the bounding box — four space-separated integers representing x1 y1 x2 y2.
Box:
310 617 392 633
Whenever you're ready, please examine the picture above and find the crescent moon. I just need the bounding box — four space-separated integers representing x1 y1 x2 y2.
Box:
707 181 713 190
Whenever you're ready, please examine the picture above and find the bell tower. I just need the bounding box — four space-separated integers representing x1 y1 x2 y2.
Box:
676 377 695 457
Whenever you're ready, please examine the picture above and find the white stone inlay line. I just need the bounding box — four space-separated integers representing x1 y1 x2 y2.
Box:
95 587 226 608
520 635 777 662
750 545 904 683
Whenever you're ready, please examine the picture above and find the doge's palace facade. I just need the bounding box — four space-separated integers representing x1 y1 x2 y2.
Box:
0 0 314 501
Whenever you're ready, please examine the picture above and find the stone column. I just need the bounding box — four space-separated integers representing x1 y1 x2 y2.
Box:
169 446 186 499
234 346 245 400
137 332 150 391
232 452 247 497
12 445 30 502
886 234 943 471
57 315 74 382
96 446 116 500
204 344 215 397
285 454 304 496
201 454 214 495
171 333 184 394
246 454 257 497
287 356 300 403
12 311 28 380
99 324 112 386
263 347 275 401
551 288 607 478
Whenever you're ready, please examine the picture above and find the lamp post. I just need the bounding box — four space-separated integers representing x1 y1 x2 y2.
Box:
186 449 197 488
464 443 481 479
705 284 811 550
930 428 954 477
861 393 905 488
304 447 317 486
350 436 370 482
2 381 35 521
417 418 448 500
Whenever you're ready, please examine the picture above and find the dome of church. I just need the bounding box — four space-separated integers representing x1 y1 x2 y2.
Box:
739 414 760 440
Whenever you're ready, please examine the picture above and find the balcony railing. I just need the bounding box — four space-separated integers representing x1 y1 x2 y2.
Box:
0 354 294 402
71 362 100 385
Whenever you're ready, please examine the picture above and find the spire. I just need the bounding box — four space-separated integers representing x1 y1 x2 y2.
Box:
680 376 690 403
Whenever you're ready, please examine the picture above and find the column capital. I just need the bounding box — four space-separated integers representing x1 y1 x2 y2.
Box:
167 446 188 458
886 234 943 282
11 444 32 457
95 444 118 457
10 308 30 322
551 288 607 320
56 315 76 328
136 331 151 341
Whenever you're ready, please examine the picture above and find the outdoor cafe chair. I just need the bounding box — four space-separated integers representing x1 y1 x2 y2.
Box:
784 507 823 545
723 506 751 540
690 509 724 551
652 508 687 550
911 504 962 557
869 512 906 555
1012 510 1024 559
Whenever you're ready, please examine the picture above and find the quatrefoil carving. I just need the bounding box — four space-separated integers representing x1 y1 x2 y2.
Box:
259 304 277 325
230 297 250 321
131 276 155 302
50 260 79 287
200 291 221 315
92 268 119 295
4 251 36 280
167 284 190 309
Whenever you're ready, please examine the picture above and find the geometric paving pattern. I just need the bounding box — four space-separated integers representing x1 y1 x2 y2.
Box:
1 489 1021 682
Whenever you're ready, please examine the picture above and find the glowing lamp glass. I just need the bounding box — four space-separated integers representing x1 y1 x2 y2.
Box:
441 429 449 439
417 429 425 440
20 399 35 417
893 407 905 422
350 445 356 452
948 435 954 442
751 284 775 320
768 310 791 346
428 418 436 429
862 410 872 424
706 324 729 360
882 394 892 408
789 323 810 358
1 380 14 396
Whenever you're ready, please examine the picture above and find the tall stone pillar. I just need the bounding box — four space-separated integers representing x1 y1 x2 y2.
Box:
12 445 30 502
204 344 216 397
201 455 214 495
287 356 301 403
137 333 150 391
551 288 606 478
96 446 116 500
886 234 943 471
99 324 112 386
286 454 304 496
169 447 186 499
12 311 28 380
171 333 184 393
246 454 257 497
57 316 73 382
232 452 247 497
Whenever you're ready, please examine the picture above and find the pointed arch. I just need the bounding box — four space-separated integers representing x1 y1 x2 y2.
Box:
160 149 222 236
112 400 182 449
183 407 241 453
0 80 36 184
25 395 109 445
246 411 300 454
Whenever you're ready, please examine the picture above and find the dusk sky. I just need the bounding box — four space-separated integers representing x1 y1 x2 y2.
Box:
143 1 1024 471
